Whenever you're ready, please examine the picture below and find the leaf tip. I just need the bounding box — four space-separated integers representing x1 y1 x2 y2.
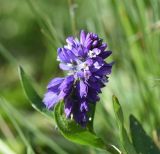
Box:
112 94 117 100
18 65 24 78
112 95 120 105
112 95 124 124
129 114 134 120
112 95 120 109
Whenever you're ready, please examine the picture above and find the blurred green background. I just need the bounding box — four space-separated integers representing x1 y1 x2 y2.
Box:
0 0 160 153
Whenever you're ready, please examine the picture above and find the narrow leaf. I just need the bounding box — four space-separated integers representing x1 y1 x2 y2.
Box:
18 66 51 118
1 101 35 154
130 115 160 154
112 95 124 124
112 95 137 154
121 126 137 154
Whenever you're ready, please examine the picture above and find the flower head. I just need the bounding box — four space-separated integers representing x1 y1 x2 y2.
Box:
43 30 113 126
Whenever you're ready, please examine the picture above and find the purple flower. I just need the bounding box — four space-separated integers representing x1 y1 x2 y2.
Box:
43 30 113 126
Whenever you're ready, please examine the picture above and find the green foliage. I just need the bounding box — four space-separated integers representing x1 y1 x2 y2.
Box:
0 98 68 154
0 43 17 65
113 96 160 154
112 95 124 124
130 115 160 154
54 101 105 149
19 66 52 119
0 0 160 153
0 139 16 154
0 99 35 154
112 96 137 154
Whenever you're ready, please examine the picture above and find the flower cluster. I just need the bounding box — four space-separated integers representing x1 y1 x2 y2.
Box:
43 30 113 126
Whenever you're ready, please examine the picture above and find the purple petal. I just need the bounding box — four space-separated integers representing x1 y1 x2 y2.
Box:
75 71 84 79
64 98 73 118
80 101 88 112
84 39 92 49
92 48 101 55
57 48 70 63
92 33 98 39
95 63 112 76
87 89 100 102
79 80 88 98
43 29 113 127
74 111 88 126
77 45 85 57
99 51 112 59
99 43 107 51
43 91 59 109
66 36 74 46
47 77 64 89
59 63 72 71
58 75 74 99
80 30 86 44
92 40 98 47
88 82 102 93
84 70 91 79
65 49 77 62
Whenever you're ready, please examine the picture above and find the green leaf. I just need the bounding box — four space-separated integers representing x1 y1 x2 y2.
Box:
54 101 122 154
121 126 137 154
18 66 52 118
130 115 160 154
54 101 104 148
112 95 137 154
112 95 124 124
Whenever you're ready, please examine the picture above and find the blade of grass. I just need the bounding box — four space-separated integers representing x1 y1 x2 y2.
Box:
0 114 15 140
26 0 62 47
0 139 16 154
0 43 17 65
1 101 35 154
0 98 68 154
18 66 52 119
68 0 77 35
112 95 137 154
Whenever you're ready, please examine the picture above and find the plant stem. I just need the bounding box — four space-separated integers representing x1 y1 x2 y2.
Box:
68 0 77 35
106 144 123 154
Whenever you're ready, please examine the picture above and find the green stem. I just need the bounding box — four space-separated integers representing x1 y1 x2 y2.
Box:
68 0 77 35
0 43 17 65
106 144 123 154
